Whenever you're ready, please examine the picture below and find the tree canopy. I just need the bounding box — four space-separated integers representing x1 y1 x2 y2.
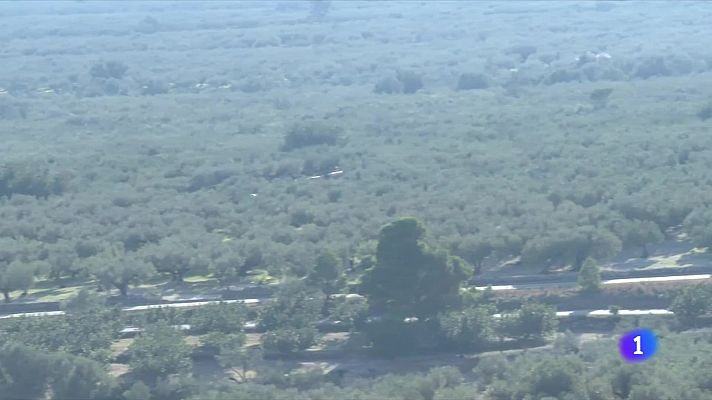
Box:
361 218 471 319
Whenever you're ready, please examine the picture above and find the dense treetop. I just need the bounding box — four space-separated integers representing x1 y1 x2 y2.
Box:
1 1 712 398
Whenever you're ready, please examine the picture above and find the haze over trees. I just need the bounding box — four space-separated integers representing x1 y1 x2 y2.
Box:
0 1 712 399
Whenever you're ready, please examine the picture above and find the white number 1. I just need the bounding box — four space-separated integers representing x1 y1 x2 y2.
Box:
633 335 643 355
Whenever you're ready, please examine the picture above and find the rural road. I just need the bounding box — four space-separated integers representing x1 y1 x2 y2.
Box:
474 273 711 291
0 298 674 321
1 269 707 321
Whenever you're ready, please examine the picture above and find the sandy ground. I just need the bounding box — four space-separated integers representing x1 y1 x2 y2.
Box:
604 239 712 272
484 235 712 278
107 330 615 381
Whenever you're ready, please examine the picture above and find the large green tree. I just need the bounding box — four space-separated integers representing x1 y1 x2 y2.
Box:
456 235 493 275
671 285 712 327
306 250 344 295
502 302 558 341
143 235 211 282
438 305 495 351
3 290 121 362
361 218 471 319
88 250 154 296
577 257 602 293
0 260 35 302
128 321 192 383
0 342 116 400
612 219 664 258
258 280 323 353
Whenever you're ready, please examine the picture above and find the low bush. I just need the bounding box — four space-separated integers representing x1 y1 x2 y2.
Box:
282 122 340 151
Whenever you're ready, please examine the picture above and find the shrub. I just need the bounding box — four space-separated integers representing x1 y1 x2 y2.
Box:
365 317 419 357
187 168 236 192
590 88 613 109
456 73 489 90
290 210 314 227
140 79 169 95
0 164 68 198
89 61 128 80
188 303 247 334
309 0 331 20
374 70 423 94
577 257 602 292
697 101 712 121
544 69 581 85
505 45 537 62
261 327 318 353
633 56 670 79
282 122 340 151
374 76 403 94
396 69 423 94
438 306 494 351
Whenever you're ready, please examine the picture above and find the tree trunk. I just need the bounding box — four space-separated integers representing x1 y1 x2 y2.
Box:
474 262 482 276
116 282 128 297
172 271 185 282
321 295 331 317
574 254 586 271
641 244 649 259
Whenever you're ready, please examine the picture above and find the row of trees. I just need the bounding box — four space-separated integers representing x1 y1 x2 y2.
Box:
185 330 712 400
10 218 709 399
359 218 557 356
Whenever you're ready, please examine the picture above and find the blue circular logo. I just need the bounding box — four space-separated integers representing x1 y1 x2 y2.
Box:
619 329 658 362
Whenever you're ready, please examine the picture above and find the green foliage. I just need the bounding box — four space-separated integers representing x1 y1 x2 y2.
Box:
281 122 340 151
210 250 245 288
5 3 712 397
374 70 423 94
577 257 602 293
217 347 264 383
438 305 495 351
456 73 489 90
683 206 712 248
51 351 118 400
290 209 314 227
590 87 613 109
1 291 121 362
258 280 324 331
501 302 558 341
697 100 712 120
612 219 664 258
395 70 423 94
262 326 319 353
143 235 210 282
306 250 344 294
0 260 35 301
0 341 52 399
455 235 493 274
0 341 116 400
327 294 369 330
123 382 153 400
514 355 586 398
90 60 128 79
521 227 621 270
361 218 471 319
188 302 247 334
373 75 403 94
0 163 68 198
88 249 154 296
128 321 192 383
201 332 246 353
258 280 323 353
308 0 331 20
670 284 712 326
364 317 420 357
